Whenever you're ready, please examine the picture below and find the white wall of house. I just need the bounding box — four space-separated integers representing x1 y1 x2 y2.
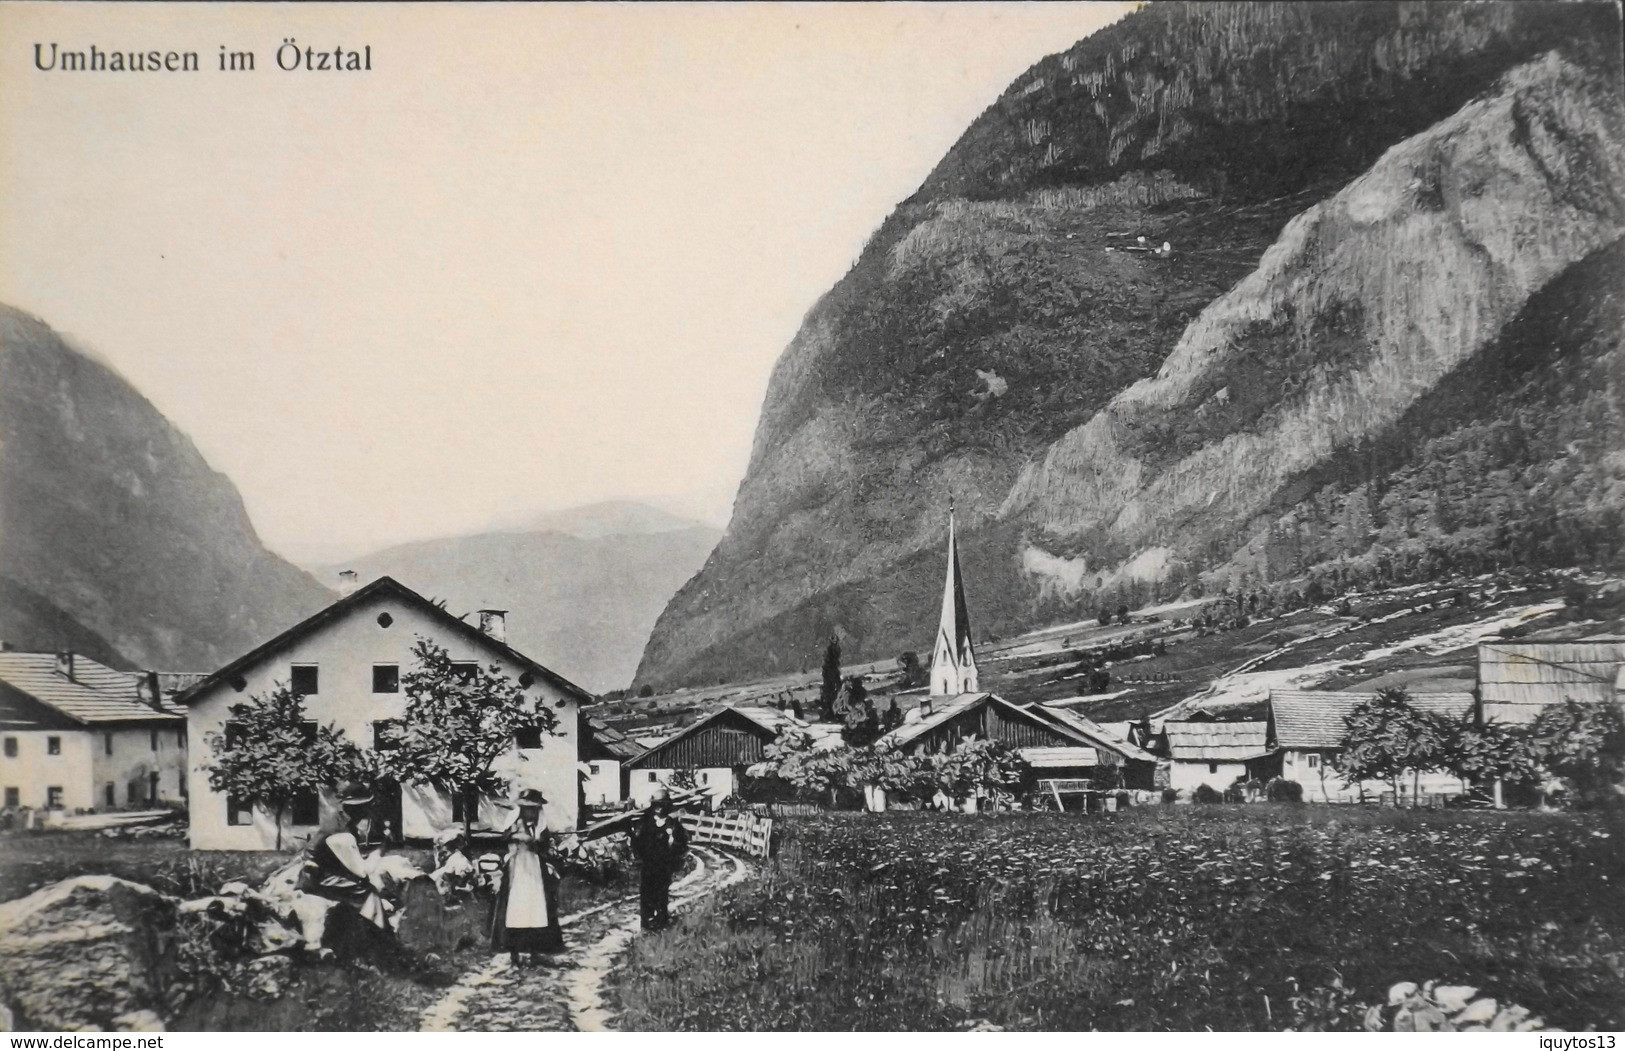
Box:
90 725 188 808
1167 759 1250 795
628 766 733 810
186 590 579 851
582 759 622 805
1281 750 1467 803
0 729 94 811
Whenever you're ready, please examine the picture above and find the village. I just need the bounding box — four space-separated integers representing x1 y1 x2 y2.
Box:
2 511 1623 1032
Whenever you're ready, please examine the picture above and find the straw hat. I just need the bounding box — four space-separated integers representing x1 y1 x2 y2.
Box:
515 788 547 808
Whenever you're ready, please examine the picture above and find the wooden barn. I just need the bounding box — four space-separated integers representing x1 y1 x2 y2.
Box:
624 706 839 810
879 692 1151 787
1477 639 1625 726
1025 704 1162 790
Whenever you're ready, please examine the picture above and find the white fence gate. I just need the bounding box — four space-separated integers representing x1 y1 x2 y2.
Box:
681 812 773 858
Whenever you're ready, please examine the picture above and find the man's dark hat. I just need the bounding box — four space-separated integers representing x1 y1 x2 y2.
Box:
338 782 373 808
516 788 547 807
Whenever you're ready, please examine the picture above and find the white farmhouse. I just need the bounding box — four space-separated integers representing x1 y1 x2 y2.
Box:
177 576 590 850
0 651 190 816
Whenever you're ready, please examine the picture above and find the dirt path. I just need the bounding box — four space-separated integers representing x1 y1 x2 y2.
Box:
419 846 750 1032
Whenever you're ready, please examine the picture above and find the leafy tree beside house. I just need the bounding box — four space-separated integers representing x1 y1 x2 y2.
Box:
1335 688 1450 805
1438 719 1541 799
204 683 364 850
379 637 559 841
1528 699 1625 809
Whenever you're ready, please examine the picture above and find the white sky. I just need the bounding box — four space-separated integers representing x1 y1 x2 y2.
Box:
0 2 1133 564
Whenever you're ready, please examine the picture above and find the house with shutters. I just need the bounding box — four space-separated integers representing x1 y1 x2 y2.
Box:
176 575 591 850
1153 718 1269 795
0 651 191 816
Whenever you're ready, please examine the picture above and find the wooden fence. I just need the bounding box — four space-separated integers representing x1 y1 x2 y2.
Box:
681 812 774 858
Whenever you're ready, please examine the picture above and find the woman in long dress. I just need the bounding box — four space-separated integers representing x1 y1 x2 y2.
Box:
490 788 564 966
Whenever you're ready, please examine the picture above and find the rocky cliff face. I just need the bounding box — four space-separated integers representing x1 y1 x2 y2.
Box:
0 305 335 671
636 1 1625 689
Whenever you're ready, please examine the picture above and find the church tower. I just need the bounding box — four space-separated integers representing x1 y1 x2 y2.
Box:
929 508 979 697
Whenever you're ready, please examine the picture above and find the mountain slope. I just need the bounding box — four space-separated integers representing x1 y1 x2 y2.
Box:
0 305 336 670
636 0 1624 690
324 515 719 693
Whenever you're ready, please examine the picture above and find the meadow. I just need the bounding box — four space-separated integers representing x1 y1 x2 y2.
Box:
613 806 1625 1031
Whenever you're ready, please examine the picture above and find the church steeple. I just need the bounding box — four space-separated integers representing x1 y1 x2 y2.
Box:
930 506 978 697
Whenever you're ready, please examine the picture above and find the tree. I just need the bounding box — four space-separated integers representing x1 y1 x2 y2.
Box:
1097 608 1113 627
380 637 559 841
1335 688 1448 805
847 743 924 808
204 682 363 849
895 651 925 690
637 684 654 699
1438 719 1540 796
819 636 843 718
881 698 904 731
1116 604 1130 625
1528 700 1625 808
762 727 851 806
930 739 1031 808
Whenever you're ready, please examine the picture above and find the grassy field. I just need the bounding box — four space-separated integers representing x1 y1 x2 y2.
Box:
613 806 1625 1031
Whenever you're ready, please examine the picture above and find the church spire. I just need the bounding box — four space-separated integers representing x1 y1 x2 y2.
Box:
930 506 978 697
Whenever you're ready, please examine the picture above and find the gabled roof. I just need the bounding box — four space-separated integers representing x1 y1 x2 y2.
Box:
174 576 591 706
1161 720 1268 762
1478 640 1625 723
1028 705 1160 764
626 705 840 769
880 692 1100 753
0 652 184 726
1267 690 1475 751
581 714 641 761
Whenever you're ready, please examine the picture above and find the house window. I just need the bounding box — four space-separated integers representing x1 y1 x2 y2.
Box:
699 772 709 784
451 787 479 825
1208 762 1219 774
151 729 159 752
4 787 18 807
515 727 542 749
3 737 15 758
451 662 479 682
372 664 400 694
223 721 245 750
299 721 317 745
227 795 253 826
647 772 659 783
290 664 319 696
373 719 404 750
46 786 63 809
105 732 114 755
104 783 115 807
290 789 320 826
589 762 601 775
149 772 160 802
47 736 61 756
177 729 185 748
179 769 187 796
1307 753 1321 770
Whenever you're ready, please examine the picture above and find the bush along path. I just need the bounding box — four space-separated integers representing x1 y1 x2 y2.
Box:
419 846 751 1032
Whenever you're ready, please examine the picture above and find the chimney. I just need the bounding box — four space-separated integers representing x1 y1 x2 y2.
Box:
478 609 508 644
337 569 360 596
54 651 74 681
141 670 164 712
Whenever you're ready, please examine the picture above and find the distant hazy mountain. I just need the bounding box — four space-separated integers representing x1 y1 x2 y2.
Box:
320 505 720 693
0 305 336 671
516 500 711 540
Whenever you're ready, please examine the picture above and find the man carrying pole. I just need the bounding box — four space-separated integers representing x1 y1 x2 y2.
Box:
630 789 689 931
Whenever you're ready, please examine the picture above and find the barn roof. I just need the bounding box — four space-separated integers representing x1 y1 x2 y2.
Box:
1028 705 1160 763
174 575 592 706
581 714 641 761
626 705 839 769
1478 640 1625 724
1267 691 1475 751
1162 720 1268 761
0 652 185 727
1022 746 1101 768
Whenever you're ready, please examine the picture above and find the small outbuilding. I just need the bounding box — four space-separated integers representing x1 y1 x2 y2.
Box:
1155 719 1268 795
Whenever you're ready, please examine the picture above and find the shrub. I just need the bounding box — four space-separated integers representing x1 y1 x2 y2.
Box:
1223 780 1247 803
1267 778 1305 803
1193 784 1222 804
1161 787 1180 804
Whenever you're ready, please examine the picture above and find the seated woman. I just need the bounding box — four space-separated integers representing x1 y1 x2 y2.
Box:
300 782 388 929
490 788 565 967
